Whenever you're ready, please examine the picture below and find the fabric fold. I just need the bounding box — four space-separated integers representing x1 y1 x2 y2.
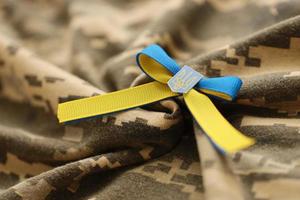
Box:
1 0 300 199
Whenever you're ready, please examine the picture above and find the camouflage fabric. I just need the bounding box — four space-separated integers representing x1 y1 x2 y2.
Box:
0 0 300 199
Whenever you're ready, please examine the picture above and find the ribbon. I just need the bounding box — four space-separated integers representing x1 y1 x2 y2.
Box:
58 44 255 153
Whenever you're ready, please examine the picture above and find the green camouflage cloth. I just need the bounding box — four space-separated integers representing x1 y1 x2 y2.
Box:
0 0 300 199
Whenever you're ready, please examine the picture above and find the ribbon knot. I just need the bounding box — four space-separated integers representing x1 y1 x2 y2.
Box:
58 44 255 153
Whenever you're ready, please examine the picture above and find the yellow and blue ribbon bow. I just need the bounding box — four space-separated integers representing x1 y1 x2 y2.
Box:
58 44 255 153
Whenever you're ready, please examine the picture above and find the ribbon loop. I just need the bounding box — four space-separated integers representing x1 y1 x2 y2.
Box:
136 44 180 83
197 76 242 101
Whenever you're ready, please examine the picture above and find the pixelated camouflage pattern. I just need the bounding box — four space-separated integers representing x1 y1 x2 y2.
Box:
1 0 300 199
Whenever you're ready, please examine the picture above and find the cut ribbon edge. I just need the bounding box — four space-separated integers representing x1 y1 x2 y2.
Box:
184 89 255 153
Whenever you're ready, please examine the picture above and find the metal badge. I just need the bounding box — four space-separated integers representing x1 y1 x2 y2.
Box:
167 65 204 93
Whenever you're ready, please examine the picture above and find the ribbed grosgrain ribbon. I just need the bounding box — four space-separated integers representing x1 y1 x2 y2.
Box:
58 44 255 153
